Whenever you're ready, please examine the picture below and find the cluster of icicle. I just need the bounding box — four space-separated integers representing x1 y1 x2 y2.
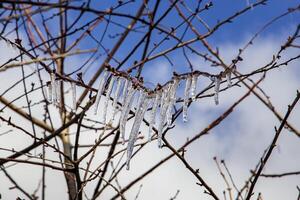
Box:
46 71 77 112
46 67 233 170
91 68 233 170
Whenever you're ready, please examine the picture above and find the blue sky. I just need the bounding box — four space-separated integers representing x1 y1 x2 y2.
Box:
70 0 300 84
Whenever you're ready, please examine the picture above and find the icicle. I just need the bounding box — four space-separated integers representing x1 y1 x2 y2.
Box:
102 76 115 123
110 78 123 123
226 70 232 88
50 72 57 104
135 91 146 114
190 74 198 101
148 93 161 142
119 83 135 144
157 107 167 148
166 79 180 126
214 76 221 105
135 90 143 111
165 82 175 127
47 82 52 103
56 79 61 106
94 70 109 115
157 84 172 148
126 94 150 170
120 78 129 105
160 85 168 109
183 75 192 123
146 98 154 139
71 82 76 111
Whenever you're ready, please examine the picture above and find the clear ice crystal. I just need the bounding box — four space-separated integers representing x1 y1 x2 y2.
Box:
111 78 123 123
148 93 161 142
119 83 135 144
51 72 57 104
94 70 109 115
102 76 115 123
183 75 192 123
126 93 150 170
157 84 172 148
190 74 198 101
135 90 143 111
120 78 129 105
56 79 61 106
166 79 180 126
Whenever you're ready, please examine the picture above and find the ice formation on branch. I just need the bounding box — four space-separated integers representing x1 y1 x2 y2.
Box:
157 84 172 148
111 78 123 123
44 65 234 170
190 74 198 101
102 76 115 123
120 78 129 105
94 70 109 115
56 79 61 106
183 75 192 123
166 78 180 126
119 82 135 144
148 92 161 142
50 72 57 104
126 92 150 170
135 90 142 111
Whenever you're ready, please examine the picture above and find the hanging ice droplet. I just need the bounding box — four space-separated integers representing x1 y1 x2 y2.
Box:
50 72 57 104
214 76 221 105
190 74 198 101
94 70 109 115
71 82 76 111
183 75 192 123
157 84 172 148
166 79 180 126
47 82 52 103
126 94 150 170
226 70 232 88
110 78 123 123
102 76 115 123
119 83 135 144
148 93 161 142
